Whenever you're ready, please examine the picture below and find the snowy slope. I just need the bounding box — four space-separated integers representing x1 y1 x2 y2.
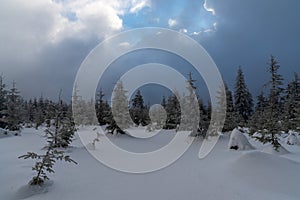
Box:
0 127 300 200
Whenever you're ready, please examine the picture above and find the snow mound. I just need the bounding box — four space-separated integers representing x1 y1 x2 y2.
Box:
262 144 290 155
286 131 299 146
232 151 300 197
228 128 255 150
13 181 53 200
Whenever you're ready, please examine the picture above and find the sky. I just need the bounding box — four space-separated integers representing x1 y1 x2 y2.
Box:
0 0 299 102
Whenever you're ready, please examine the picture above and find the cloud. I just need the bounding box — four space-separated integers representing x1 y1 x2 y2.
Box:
200 0 300 95
0 0 151 57
146 0 217 35
0 0 62 62
0 0 150 98
168 18 178 28
119 42 131 48
129 0 151 13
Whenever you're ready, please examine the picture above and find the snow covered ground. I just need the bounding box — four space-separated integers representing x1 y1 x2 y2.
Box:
1 127 300 200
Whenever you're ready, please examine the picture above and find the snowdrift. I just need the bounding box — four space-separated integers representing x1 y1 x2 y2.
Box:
262 144 290 155
228 128 255 150
232 151 300 198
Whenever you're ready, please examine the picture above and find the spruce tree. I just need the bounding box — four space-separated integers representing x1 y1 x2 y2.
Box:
130 90 147 126
257 55 284 150
165 94 181 129
95 89 111 126
107 81 132 134
223 83 237 131
213 81 239 134
234 66 253 125
33 96 46 129
0 74 7 128
2 81 21 131
198 98 209 137
283 72 300 132
161 95 167 108
249 91 267 133
46 90 76 148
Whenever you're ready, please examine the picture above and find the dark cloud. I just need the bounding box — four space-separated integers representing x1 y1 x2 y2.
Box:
199 0 300 95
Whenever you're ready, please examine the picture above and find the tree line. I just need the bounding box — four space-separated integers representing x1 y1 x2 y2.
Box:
1 55 300 148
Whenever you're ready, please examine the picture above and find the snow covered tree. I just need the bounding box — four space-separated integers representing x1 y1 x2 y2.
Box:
72 84 87 126
181 73 199 136
148 104 167 129
83 98 98 125
234 66 253 125
2 81 22 131
106 81 132 134
283 72 300 132
0 74 7 128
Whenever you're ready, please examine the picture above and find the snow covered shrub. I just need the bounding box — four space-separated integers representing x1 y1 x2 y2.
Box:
228 128 255 150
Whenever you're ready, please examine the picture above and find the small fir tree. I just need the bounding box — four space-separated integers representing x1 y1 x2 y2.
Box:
0 74 7 128
234 66 253 125
2 81 21 131
46 90 76 148
18 131 77 185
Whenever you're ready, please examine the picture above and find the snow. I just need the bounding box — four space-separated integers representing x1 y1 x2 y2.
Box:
0 127 20 138
1 127 300 200
13 181 53 200
262 144 290 155
232 151 300 198
228 128 255 150
286 131 299 146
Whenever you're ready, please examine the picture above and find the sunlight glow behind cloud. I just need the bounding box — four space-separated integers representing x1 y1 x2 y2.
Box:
204 0 216 15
